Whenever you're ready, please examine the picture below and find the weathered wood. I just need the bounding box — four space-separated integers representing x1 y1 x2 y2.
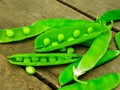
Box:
0 55 51 90
60 0 120 31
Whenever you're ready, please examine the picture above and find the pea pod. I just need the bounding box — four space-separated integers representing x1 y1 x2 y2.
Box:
35 20 110 52
96 9 120 23
58 73 120 90
8 53 81 66
0 18 76 43
73 30 112 82
115 32 120 49
59 50 120 86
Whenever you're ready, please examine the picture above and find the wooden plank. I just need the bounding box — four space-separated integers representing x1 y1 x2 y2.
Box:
0 55 51 90
59 0 120 31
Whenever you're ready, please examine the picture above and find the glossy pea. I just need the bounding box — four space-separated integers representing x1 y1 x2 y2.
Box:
25 66 36 75
115 32 120 49
8 53 81 66
0 18 76 43
59 50 120 86
35 20 110 52
58 73 120 90
73 30 112 80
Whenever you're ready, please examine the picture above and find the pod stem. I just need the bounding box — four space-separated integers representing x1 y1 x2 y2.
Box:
73 75 87 84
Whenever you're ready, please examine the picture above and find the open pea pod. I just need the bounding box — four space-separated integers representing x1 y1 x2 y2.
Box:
8 53 81 66
35 20 110 52
0 18 76 43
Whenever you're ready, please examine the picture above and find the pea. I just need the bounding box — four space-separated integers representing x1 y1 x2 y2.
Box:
59 50 120 86
35 20 109 52
8 53 81 66
67 47 74 54
115 32 120 49
23 27 31 34
73 30 112 81
58 73 120 90
6 29 14 37
25 66 36 75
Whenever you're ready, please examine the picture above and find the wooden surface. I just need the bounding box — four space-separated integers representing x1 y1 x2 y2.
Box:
0 0 120 90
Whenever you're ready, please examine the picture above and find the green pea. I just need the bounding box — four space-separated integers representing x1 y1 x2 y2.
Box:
16 57 23 62
115 32 120 49
51 42 58 46
59 47 66 52
43 38 50 47
58 34 64 42
25 66 36 75
73 30 112 81
59 50 120 86
87 27 93 33
23 27 31 34
6 29 14 37
73 29 80 38
58 73 120 90
8 53 81 66
67 47 74 54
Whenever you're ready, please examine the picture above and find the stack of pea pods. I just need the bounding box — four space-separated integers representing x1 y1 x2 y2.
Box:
1 9 120 90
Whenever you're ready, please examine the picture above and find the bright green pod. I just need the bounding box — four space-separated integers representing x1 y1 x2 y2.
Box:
8 53 81 66
115 32 120 49
35 20 110 52
59 50 120 86
73 30 112 81
58 73 120 90
0 18 76 43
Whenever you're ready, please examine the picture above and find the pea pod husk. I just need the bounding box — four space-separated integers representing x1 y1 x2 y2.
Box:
58 73 120 90
59 50 120 86
96 9 120 23
115 32 120 49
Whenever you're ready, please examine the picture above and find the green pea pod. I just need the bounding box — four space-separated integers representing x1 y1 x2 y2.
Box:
0 18 75 43
58 73 120 90
73 30 112 82
96 9 120 23
115 32 120 49
59 50 120 86
8 53 81 66
35 20 110 52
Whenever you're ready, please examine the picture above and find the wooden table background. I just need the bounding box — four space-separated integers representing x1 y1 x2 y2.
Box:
0 0 120 90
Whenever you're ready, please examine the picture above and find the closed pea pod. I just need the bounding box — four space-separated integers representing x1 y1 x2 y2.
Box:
35 20 110 52
73 30 112 82
59 50 120 86
58 73 120 90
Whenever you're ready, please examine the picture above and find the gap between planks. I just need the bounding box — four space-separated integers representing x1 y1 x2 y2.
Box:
56 0 119 32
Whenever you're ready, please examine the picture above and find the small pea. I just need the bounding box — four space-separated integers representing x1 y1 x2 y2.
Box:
59 47 66 52
31 57 39 62
73 29 80 38
6 29 14 37
49 57 56 62
87 27 94 33
58 33 64 42
24 57 31 63
67 47 74 54
25 66 36 75
43 38 50 47
16 57 23 62
51 42 58 46
23 27 31 34
67 37 74 42
40 57 47 62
